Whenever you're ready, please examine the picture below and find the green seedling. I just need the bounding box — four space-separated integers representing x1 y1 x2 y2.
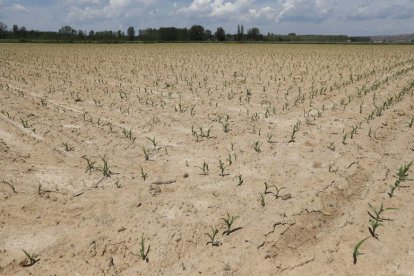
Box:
140 166 148 181
196 161 209 175
235 174 243 186
222 214 241 235
267 133 275 143
408 116 414 128
82 155 96 174
115 180 121 188
227 154 233 166
99 158 112 177
353 237 369 265
218 159 229 176
367 202 396 239
388 161 413 197
123 128 136 142
3 180 17 194
146 136 159 150
62 142 74 152
140 235 150 262
264 182 274 195
288 121 300 143
273 185 286 199
20 118 32 128
21 249 39 267
143 147 150 161
253 141 262 153
259 193 265 207
205 227 221 246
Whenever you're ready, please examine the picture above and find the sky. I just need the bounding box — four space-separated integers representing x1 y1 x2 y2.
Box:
0 0 414 35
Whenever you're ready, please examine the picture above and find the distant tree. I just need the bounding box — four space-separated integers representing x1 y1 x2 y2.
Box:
13 24 19 34
215 27 226 41
236 24 244 41
127 26 135 41
247 27 261 41
0 22 7 38
189 25 205 41
89 30 95 38
19 26 27 38
59 25 77 35
78 30 85 39
204 29 212 40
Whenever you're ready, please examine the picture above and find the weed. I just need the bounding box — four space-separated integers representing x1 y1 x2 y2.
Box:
205 227 221 246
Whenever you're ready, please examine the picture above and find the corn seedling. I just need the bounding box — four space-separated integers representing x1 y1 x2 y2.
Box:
205 227 221 246
253 141 262 153
21 249 39 267
140 234 150 262
235 174 243 186
388 161 413 197
123 128 136 142
140 166 148 181
99 158 112 177
196 161 209 175
408 116 414 128
367 202 396 239
259 193 265 207
20 118 32 128
146 136 159 149
218 159 229 176
143 147 150 161
353 237 369 265
267 133 275 143
62 142 74 152
3 179 17 194
288 121 300 143
222 214 240 235
82 155 96 174
264 182 274 195
273 185 286 199
115 180 121 188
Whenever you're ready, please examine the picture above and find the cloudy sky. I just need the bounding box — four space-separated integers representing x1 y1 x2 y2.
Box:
0 0 413 35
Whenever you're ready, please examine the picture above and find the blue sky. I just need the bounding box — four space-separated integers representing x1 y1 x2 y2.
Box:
0 0 414 35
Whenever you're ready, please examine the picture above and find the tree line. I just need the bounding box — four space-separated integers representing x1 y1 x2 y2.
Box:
0 22 370 43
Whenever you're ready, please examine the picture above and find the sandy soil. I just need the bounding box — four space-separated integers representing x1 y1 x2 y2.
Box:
0 43 413 275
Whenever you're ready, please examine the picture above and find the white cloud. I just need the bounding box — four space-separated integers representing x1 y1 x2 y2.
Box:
177 0 251 18
347 1 414 21
10 3 29 13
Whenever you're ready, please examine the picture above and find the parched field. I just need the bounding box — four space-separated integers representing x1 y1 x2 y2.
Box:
0 43 414 275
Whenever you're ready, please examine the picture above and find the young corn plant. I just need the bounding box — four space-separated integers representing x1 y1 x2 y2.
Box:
222 214 241 235
367 202 396 239
205 227 221 246
196 161 209 175
123 128 136 142
140 166 148 181
21 249 39 267
353 237 369 265
218 159 230 176
99 158 113 177
388 161 413 197
146 136 159 150
288 121 300 143
253 141 262 153
273 185 286 199
143 147 150 161
259 193 266 207
82 155 96 174
408 116 414 128
235 174 243 186
20 118 32 129
62 142 74 152
140 234 150 262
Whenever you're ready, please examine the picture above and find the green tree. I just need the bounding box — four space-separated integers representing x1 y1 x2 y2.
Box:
215 27 226 41
127 26 135 41
189 25 205 41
